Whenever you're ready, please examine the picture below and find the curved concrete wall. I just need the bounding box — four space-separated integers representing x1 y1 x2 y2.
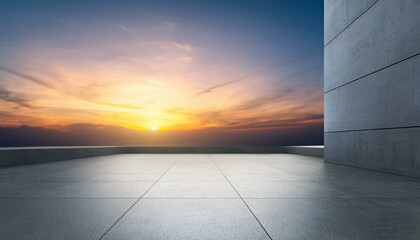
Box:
324 0 420 177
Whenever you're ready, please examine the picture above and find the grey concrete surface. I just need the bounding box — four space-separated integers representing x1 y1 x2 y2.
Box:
0 150 13 167
0 146 323 168
325 55 420 132
324 0 378 45
324 0 420 92
0 199 136 240
324 0 420 177
325 127 420 178
102 199 270 240
0 146 126 167
1 153 420 239
246 198 420 240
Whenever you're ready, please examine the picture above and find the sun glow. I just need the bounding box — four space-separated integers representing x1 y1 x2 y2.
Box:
150 125 159 131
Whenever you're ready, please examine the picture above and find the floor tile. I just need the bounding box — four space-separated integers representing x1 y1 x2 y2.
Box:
246 198 420 240
102 199 270 240
0 198 135 240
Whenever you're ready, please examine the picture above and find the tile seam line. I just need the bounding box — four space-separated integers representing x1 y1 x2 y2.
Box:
324 0 380 47
208 154 274 240
324 52 420 94
325 125 420 134
98 154 182 240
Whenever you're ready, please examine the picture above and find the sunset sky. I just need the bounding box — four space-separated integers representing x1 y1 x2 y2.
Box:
0 0 323 146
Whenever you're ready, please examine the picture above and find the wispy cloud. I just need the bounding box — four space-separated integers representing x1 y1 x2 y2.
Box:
0 65 55 89
174 43 196 53
193 79 242 97
114 24 135 36
0 87 33 108
220 114 324 130
193 52 321 97
232 89 295 111
0 65 148 111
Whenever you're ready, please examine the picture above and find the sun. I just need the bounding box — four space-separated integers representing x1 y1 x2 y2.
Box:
150 125 159 131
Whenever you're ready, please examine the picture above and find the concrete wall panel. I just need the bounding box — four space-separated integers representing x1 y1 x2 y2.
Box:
325 0 420 92
324 0 377 44
324 131 369 167
325 128 420 178
325 55 420 132
367 128 414 175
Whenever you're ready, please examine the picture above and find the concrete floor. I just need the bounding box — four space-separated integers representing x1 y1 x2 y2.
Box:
1 154 420 240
